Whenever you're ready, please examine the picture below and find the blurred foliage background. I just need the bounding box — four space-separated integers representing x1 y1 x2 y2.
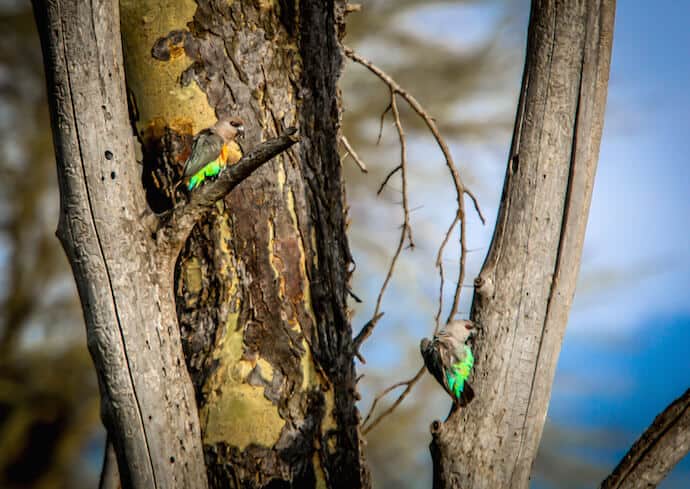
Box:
1 1 689 488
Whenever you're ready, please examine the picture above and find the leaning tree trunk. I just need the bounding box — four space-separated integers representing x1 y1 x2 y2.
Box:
34 0 367 488
431 1 615 488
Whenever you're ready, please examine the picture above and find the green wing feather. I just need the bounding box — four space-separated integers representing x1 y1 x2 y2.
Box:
183 130 224 177
421 338 476 406
445 345 474 399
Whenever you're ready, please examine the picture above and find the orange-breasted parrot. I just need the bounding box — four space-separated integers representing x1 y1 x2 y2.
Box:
182 116 245 191
420 319 480 407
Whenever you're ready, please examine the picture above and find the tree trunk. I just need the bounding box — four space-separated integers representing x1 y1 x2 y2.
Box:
431 1 615 488
32 1 209 488
35 0 368 488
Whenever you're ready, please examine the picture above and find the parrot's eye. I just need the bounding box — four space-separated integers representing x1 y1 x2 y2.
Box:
231 121 242 127
465 324 473 330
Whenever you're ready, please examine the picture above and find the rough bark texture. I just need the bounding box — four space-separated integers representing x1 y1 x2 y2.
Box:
601 388 690 489
430 1 615 488
119 1 368 488
32 1 209 488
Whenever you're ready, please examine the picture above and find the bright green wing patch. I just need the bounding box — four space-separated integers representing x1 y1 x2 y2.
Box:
445 345 474 399
187 158 224 190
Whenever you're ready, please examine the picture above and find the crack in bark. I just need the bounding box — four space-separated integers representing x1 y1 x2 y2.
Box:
56 1 158 484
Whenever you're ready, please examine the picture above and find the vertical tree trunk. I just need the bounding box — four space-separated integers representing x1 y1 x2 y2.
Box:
32 1 209 488
117 1 368 488
431 1 615 488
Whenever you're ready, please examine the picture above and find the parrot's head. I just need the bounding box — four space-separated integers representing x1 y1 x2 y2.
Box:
215 116 245 142
441 319 480 346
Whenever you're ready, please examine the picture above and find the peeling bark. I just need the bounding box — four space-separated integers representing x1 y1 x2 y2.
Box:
430 1 616 488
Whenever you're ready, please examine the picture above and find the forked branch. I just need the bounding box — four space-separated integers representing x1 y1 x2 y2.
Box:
352 92 415 357
361 366 425 434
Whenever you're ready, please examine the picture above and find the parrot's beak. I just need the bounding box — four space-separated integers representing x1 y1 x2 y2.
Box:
237 125 245 139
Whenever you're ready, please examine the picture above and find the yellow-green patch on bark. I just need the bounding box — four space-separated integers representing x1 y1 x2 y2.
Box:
200 316 284 448
276 161 287 191
202 383 285 448
266 219 287 299
287 188 317 326
182 257 202 307
119 0 216 133
199 215 285 449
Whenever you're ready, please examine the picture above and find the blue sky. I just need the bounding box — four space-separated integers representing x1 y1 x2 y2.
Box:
345 1 690 487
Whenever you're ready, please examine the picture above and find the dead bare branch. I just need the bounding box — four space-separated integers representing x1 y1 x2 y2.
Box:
377 103 392 145
344 44 485 431
391 95 415 249
352 91 414 359
435 211 461 328
361 366 425 435
601 387 690 489
353 312 385 360
377 164 402 195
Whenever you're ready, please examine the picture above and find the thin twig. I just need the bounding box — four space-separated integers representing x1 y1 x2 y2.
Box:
362 366 425 435
377 103 392 144
353 312 385 352
344 44 486 432
447 206 467 325
353 91 415 359
435 211 461 328
353 312 384 363
340 135 369 173
391 95 415 249
377 165 402 195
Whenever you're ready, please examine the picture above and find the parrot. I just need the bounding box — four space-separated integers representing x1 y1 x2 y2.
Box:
420 319 480 407
182 116 245 191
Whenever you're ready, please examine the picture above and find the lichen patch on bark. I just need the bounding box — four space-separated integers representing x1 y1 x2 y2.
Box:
119 0 216 134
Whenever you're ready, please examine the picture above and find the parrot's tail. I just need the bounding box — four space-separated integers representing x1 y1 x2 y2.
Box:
458 382 475 407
